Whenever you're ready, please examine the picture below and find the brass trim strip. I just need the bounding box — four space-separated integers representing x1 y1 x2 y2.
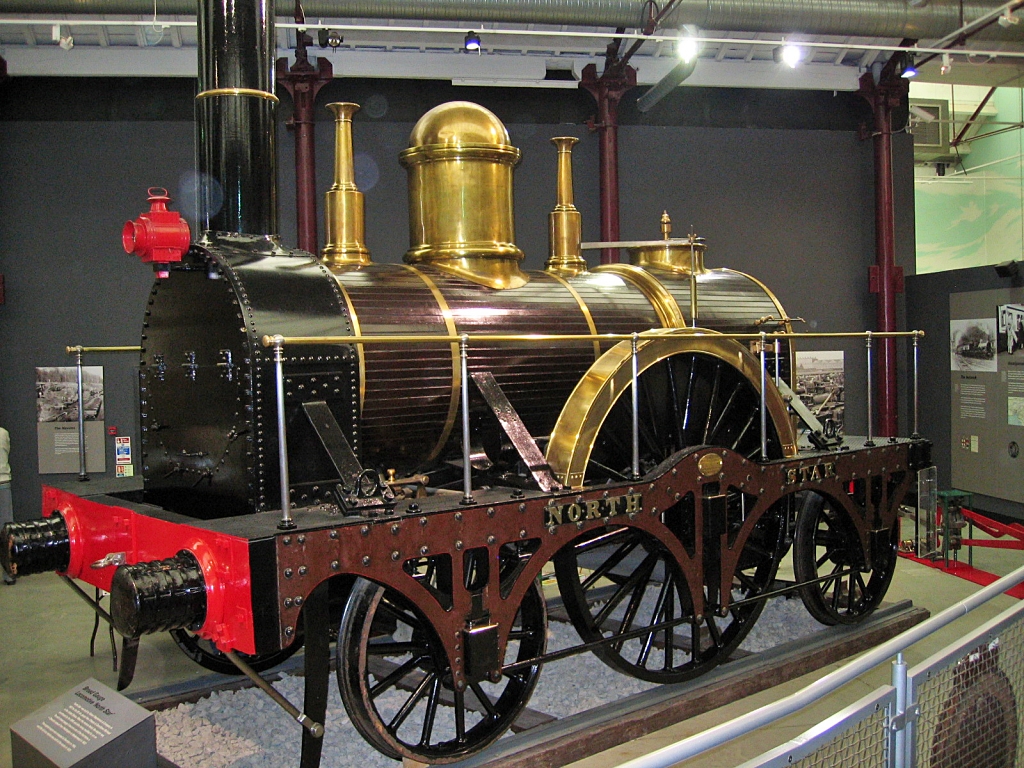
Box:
545 330 799 488
332 280 366 409
195 87 280 104
400 265 461 464
592 263 686 328
66 345 141 354
546 272 601 361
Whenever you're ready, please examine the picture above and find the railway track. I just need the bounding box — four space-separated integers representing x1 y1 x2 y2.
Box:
132 597 926 768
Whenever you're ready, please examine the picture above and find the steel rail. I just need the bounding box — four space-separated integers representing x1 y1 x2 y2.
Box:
614 562 1024 768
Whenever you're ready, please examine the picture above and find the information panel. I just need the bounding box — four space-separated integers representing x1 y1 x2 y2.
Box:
950 288 1024 503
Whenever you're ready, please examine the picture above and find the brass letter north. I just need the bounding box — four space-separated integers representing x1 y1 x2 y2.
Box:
544 493 643 528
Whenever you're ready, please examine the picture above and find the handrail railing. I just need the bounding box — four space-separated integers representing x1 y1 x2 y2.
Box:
614 563 1024 768
261 328 926 526
64 344 142 481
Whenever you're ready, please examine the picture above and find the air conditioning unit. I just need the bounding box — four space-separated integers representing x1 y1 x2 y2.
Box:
910 99 953 162
908 85 997 165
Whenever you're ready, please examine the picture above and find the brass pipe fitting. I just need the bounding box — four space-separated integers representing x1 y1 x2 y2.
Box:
322 102 371 267
545 137 587 277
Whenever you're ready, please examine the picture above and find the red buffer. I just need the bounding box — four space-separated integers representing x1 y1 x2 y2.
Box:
122 187 191 277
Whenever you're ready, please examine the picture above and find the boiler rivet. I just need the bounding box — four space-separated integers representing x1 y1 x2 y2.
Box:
420 545 429 555
487 535 496 545
518 503 526 513
420 517 428 527
391 550 400 561
298 566 307 576
487 507 495 517
455 512 463 521
391 524 400 535
330 530 338 540
331 560 340 571
284 598 293 608
284 626 294 637
362 556 371 566
360 526 369 537
284 568 293 578
297 534 306 544
283 536 292 545
519 529 527 538
294 596 303 606
455 540 464 550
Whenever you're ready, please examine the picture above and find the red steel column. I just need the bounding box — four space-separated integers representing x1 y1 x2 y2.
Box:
859 70 907 437
276 35 333 255
582 62 637 265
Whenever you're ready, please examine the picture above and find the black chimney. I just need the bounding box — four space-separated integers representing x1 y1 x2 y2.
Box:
196 0 278 237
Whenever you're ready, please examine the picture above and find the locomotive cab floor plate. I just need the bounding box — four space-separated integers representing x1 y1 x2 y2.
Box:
452 599 928 768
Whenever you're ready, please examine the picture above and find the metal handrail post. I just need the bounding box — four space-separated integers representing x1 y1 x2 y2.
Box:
773 338 781 388
892 652 908 768
460 335 474 505
759 332 768 459
912 333 921 439
272 336 295 530
73 346 89 481
631 332 640 479
865 331 875 447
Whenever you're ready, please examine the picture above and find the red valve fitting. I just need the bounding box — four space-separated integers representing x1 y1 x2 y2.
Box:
123 188 191 277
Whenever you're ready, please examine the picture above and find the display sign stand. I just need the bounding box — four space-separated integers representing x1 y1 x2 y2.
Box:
10 678 156 768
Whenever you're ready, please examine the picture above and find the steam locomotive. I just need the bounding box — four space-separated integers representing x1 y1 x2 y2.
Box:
0 1 931 765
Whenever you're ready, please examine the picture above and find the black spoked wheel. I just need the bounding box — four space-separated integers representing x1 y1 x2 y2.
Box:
554 502 786 684
169 629 303 675
337 577 546 763
585 352 783 484
793 491 898 625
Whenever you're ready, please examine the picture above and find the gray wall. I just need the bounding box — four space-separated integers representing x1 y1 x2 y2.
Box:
0 76 914 520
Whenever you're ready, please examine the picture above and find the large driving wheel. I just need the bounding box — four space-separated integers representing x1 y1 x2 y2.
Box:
554 500 786 683
337 578 546 763
793 491 898 625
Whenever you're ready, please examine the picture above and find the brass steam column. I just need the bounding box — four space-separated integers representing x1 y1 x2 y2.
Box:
322 102 371 267
545 137 587 276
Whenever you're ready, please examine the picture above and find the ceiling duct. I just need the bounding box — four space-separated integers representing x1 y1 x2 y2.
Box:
0 0 1022 41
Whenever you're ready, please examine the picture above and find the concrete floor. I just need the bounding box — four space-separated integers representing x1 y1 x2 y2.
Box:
1 527 1021 768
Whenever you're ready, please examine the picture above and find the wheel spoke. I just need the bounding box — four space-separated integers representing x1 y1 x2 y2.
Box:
592 550 659 629
470 682 498 719
418 674 442 747
580 538 640 591
388 671 434 732
702 361 723 444
368 655 425 699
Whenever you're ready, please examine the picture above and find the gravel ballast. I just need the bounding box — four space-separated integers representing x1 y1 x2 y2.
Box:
156 595 824 767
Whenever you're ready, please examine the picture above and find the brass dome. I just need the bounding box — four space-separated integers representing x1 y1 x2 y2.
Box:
407 101 513 149
400 101 528 290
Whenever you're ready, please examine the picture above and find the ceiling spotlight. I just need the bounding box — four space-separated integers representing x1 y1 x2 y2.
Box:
901 57 918 78
998 10 1020 27
677 25 700 63
318 28 343 49
940 52 952 76
773 43 802 68
464 31 481 53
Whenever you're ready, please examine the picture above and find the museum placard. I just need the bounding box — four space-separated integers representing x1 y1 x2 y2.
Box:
949 288 1024 504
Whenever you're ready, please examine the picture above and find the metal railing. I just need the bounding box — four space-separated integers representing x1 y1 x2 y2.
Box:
614 564 1024 768
64 344 141 481
263 328 923 526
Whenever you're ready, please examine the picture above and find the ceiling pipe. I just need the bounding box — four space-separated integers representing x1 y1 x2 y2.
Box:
1 0 1022 41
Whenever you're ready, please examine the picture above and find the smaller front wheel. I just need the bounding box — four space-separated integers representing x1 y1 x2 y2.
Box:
337 578 546 763
793 492 898 625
